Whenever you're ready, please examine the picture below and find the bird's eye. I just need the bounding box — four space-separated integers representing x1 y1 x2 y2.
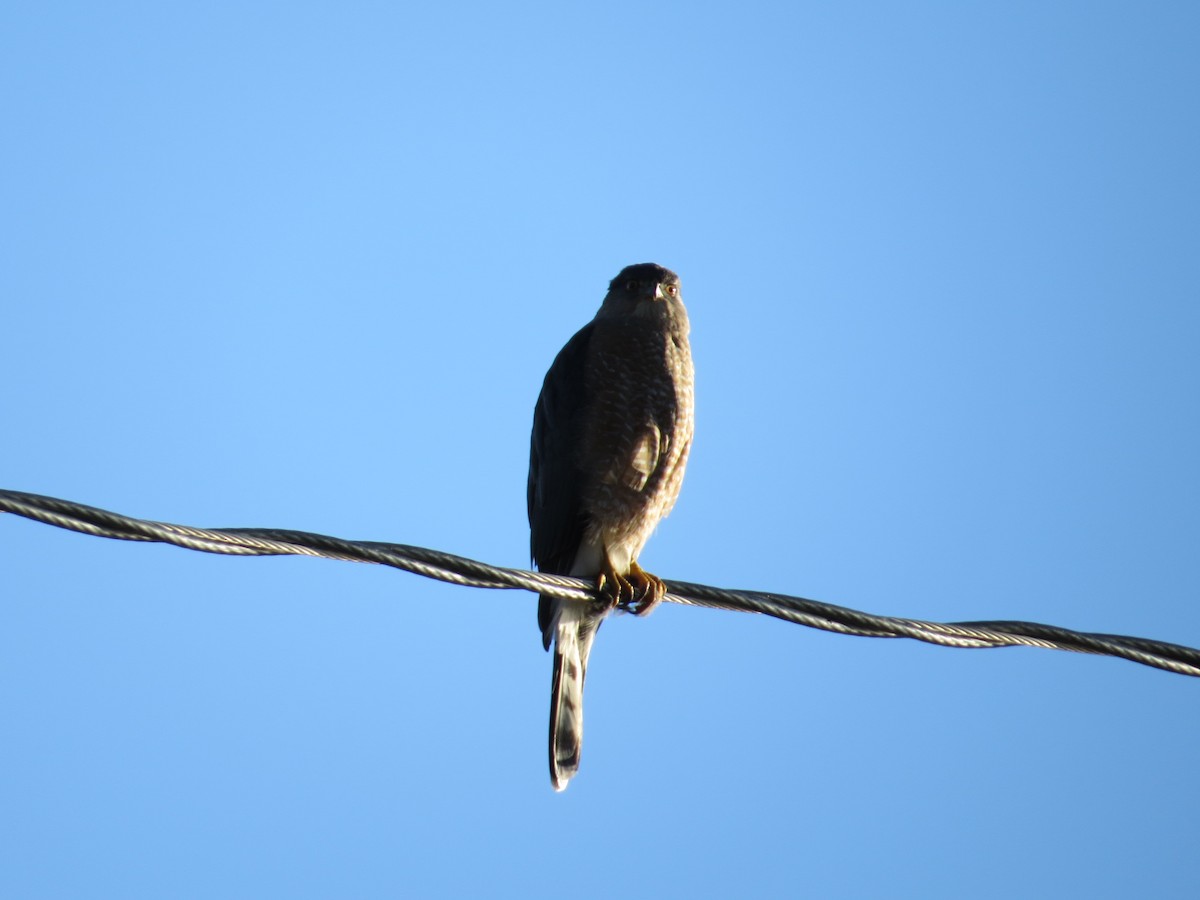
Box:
625 280 637 292
665 283 679 297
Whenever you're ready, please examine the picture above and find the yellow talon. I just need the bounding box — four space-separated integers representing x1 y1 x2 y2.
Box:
624 560 665 616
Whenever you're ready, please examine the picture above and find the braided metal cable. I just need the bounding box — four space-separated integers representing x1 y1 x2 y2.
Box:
3 488 1197 677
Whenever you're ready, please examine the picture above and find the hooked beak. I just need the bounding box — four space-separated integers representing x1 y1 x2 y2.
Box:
653 282 666 301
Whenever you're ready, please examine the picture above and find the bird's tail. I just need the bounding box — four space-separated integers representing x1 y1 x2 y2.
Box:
548 602 597 792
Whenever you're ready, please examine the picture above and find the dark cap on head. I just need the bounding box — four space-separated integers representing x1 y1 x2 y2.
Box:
609 263 678 292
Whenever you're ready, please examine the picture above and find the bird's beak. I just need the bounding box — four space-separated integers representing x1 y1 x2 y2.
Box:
653 283 666 301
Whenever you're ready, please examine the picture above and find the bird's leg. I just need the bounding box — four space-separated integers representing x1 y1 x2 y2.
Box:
595 557 666 615
595 557 634 611
623 560 665 616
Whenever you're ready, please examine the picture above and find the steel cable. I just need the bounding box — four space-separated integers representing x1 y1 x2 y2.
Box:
3 488 1197 677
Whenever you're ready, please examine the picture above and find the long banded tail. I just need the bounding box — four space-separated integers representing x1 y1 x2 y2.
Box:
547 603 597 791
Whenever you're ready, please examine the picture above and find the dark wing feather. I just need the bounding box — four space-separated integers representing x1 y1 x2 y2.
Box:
528 322 594 645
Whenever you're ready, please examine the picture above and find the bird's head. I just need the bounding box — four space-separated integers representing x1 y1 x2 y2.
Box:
597 263 684 322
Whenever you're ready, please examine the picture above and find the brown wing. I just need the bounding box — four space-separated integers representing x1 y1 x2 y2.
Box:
528 322 594 646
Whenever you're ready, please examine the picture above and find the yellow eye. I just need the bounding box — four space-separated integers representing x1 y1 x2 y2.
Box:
666 283 679 297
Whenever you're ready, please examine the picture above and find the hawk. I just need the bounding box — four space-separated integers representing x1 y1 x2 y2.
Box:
527 262 695 791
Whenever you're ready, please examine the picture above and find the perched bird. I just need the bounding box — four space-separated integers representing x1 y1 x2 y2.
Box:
527 262 695 791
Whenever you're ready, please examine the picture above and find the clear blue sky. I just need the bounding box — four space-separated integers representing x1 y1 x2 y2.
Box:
3 3 1198 897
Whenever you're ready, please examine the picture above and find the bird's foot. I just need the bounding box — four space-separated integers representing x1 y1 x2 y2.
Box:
624 561 665 615
596 560 666 616
595 561 633 612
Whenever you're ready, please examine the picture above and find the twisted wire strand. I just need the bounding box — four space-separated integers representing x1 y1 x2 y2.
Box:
2 488 1197 677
